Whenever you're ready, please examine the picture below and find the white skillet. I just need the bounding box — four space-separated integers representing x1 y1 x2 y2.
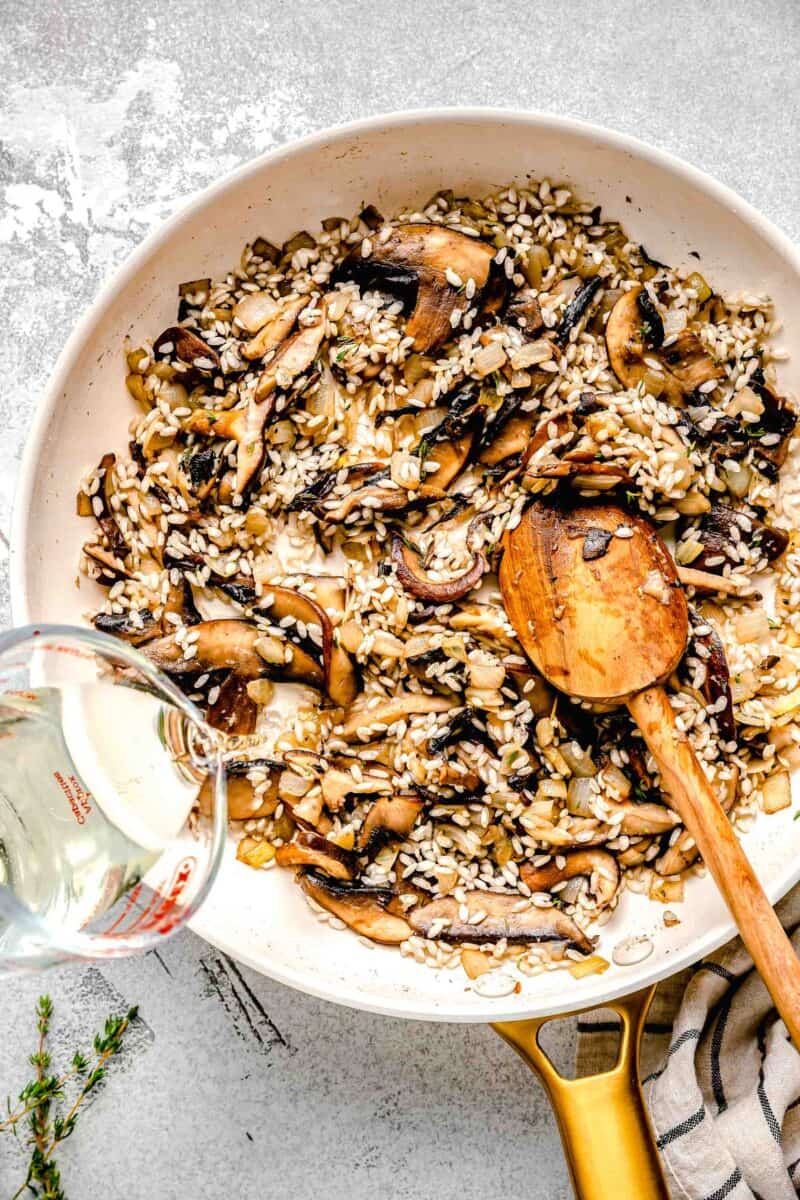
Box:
11 109 800 1024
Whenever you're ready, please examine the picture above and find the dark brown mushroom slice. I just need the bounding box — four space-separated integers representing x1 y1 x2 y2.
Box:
407 647 469 694
92 453 128 558
415 383 483 491
391 535 487 603
427 706 494 754
207 672 258 737
276 831 355 881
748 366 798 476
408 892 593 953
182 445 222 500
154 326 221 374
93 610 160 645
298 871 412 944
688 502 788 573
333 223 495 352
688 612 735 745
520 850 620 910
506 290 544 334
197 758 281 820
254 585 333 671
356 794 424 855
477 395 538 466
555 276 604 347
606 285 722 403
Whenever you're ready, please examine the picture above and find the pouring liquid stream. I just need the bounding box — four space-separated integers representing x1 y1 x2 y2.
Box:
0 681 200 951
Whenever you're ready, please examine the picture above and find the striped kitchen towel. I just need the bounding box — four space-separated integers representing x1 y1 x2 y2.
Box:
575 888 800 1199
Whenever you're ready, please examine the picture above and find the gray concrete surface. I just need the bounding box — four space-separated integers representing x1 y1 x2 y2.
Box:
0 1 798 1196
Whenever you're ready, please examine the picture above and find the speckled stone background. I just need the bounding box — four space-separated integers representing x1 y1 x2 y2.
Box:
0 2 798 1196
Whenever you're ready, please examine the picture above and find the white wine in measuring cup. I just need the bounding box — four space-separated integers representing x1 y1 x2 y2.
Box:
0 679 200 956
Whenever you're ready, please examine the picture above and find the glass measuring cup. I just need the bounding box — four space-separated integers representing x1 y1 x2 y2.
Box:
0 624 227 970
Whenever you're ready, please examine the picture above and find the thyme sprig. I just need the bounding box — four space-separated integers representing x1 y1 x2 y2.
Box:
2 995 138 1199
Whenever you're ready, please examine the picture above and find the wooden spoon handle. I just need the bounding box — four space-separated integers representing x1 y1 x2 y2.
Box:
628 684 800 1048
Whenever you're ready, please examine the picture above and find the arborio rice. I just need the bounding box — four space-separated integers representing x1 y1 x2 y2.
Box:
77 178 800 984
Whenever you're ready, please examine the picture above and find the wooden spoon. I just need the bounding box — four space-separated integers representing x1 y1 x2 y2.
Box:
500 500 800 1046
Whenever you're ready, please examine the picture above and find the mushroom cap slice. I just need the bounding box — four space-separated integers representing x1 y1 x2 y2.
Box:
144 619 267 676
340 692 454 742
207 672 258 736
254 316 325 403
408 892 593 953
340 224 495 352
240 295 309 360
356 794 424 854
391 536 487 603
197 761 280 820
298 871 412 944
520 850 620 910
276 831 355 881
606 285 721 403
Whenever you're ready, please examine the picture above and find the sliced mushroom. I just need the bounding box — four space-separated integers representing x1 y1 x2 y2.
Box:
207 672 258 736
154 326 220 374
675 565 752 597
391 535 487 603
606 286 722 402
83 543 132 585
275 830 354 881
240 296 310 360
478 396 538 466
747 366 798 477
555 277 603 347
335 224 495 352
684 502 788 574
426 706 494 755
321 764 393 811
506 290 544 334
415 384 483 492
197 758 281 820
298 871 412 944
449 603 523 655
142 618 323 689
254 316 326 403
689 614 735 744
356 794 424 854
93 610 160 645
91 453 128 558
520 850 620 910
340 692 454 742
408 892 593 953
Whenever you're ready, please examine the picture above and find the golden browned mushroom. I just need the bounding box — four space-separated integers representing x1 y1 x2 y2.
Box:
298 871 412 944
356 794 424 854
337 224 495 352
240 295 309 360
408 892 593 953
254 316 326 403
340 692 454 742
197 759 280 820
520 849 620 910
142 618 324 688
275 830 355 880
605 285 721 403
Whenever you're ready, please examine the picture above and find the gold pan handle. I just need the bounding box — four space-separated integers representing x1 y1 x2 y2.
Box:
493 986 669 1200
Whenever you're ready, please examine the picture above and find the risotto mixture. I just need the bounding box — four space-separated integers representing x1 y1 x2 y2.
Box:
77 179 800 983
